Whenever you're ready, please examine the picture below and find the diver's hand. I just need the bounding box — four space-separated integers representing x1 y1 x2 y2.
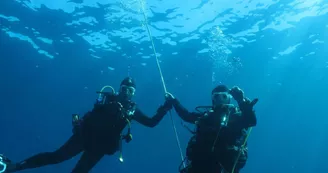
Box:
162 92 175 111
229 86 244 103
165 92 175 101
162 99 173 111
239 97 259 113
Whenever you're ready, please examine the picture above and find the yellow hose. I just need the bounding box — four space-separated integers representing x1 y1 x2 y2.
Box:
230 128 253 173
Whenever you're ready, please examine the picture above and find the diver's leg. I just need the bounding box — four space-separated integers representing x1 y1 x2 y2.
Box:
189 159 221 173
71 151 104 173
9 134 83 172
219 149 246 173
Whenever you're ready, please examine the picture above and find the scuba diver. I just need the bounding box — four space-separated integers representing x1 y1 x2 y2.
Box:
0 77 172 173
165 85 258 173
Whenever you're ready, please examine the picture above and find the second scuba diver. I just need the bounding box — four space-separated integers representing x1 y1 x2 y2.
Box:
0 77 172 173
165 85 258 173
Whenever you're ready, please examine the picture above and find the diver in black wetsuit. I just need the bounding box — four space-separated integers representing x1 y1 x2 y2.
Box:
165 85 258 173
0 77 172 173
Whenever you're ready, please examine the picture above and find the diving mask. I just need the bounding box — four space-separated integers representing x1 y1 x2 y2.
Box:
119 85 136 100
212 92 232 105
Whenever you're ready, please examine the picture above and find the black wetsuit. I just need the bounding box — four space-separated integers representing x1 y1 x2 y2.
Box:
9 94 170 173
171 99 257 173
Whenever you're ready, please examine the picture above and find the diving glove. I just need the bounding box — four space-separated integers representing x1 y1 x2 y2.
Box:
230 86 258 112
162 92 175 111
165 92 175 101
229 86 244 103
239 97 258 113
163 99 173 111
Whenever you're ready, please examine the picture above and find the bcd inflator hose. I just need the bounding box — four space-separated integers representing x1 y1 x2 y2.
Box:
0 156 7 173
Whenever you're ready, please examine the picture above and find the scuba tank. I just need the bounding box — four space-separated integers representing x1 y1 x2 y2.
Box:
95 86 135 163
179 105 238 173
96 85 135 163
95 85 116 105
71 85 135 163
185 105 236 152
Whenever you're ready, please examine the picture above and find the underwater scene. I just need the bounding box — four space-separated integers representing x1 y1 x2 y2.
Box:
0 0 328 173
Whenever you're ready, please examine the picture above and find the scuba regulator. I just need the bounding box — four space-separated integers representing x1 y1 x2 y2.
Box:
215 104 235 127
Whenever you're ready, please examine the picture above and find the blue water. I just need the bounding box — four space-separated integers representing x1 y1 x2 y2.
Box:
1 0 328 173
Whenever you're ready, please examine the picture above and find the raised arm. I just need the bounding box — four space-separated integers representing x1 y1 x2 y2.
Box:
171 99 203 124
229 86 258 129
229 104 257 130
238 97 257 127
133 102 171 128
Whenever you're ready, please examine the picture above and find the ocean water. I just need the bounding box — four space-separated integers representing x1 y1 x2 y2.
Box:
0 0 327 173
